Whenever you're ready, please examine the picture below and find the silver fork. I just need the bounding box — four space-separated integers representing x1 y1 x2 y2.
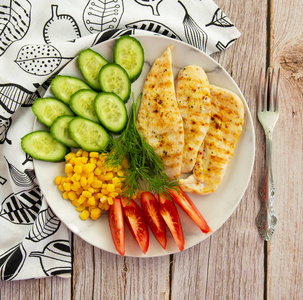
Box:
255 67 280 241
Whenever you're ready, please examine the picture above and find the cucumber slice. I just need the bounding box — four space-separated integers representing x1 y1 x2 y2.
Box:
78 48 108 90
50 116 79 148
21 131 68 162
99 63 131 103
114 35 144 82
69 89 99 123
32 97 74 127
69 117 111 152
94 92 128 133
51 75 91 105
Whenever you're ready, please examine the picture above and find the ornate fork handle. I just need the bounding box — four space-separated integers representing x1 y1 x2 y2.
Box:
256 129 277 241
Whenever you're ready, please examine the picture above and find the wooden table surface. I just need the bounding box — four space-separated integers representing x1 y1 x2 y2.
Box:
1 0 302 299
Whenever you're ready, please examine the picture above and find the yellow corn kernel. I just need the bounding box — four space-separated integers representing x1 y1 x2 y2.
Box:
62 191 69 200
98 174 105 181
57 184 64 192
80 210 90 220
92 179 102 189
68 191 77 201
80 177 87 187
71 182 81 191
87 197 96 206
88 205 98 212
132 193 137 200
55 176 62 185
74 164 83 174
101 188 109 195
90 157 97 165
90 208 101 220
83 163 95 174
103 202 110 210
77 195 86 204
104 172 113 181
72 198 80 207
117 170 125 178
82 151 89 157
75 188 83 196
65 152 76 162
63 182 71 192
76 149 83 156
71 173 81 182
87 187 95 195
94 167 101 176
112 177 120 185
108 192 118 198
76 205 86 212
107 197 114 205
82 191 92 198
107 183 115 193
100 195 107 203
90 152 99 158
65 163 73 174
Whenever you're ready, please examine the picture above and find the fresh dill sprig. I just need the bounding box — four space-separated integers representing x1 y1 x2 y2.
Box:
105 93 178 200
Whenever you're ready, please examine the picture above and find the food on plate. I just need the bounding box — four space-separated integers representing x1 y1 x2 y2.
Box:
50 115 79 148
21 131 68 162
51 75 91 105
68 117 111 152
140 191 167 250
69 89 99 123
98 63 131 103
94 92 128 134
158 193 185 251
78 48 108 91
108 198 125 256
32 97 74 127
175 65 211 173
179 85 244 194
169 187 210 233
55 149 128 220
113 35 144 82
137 46 184 179
121 198 149 254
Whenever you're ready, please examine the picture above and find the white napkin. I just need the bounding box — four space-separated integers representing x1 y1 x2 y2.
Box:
0 0 240 280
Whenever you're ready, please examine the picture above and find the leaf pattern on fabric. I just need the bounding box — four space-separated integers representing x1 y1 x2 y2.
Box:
29 240 72 276
0 0 31 56
92 28 135 45
134 0 163 16
206 8 234 28
125 20 181 40
0 185 42 225
26 206 61 242
83 0 124 33
0 83 36 114
4 157 36 187
0 243 26 280
14 44 71 76
0 115 12 145
43 5 81 44
178 0 208 52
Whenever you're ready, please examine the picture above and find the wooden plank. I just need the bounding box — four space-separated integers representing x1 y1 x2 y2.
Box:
170 0 267 299
267 0 303 299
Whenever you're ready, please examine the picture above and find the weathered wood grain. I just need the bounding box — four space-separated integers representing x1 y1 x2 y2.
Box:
267 0 303 299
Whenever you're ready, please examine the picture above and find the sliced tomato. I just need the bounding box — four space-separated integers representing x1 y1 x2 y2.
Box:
170 187 210 233
140 191 167 250
108 198 125 256
121 198 149 254
158 194 185 251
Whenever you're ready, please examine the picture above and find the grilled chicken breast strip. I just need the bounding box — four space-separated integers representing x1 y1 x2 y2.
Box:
179 85 244 194
175 65 211 173
137 46 184 179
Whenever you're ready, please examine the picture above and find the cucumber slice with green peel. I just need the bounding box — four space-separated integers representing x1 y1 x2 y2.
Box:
51 75 91 105
99 63 131 103
78 48 108 90
21 131 68 162
69 89 99 123
50 116 79 148
32 97 74 127
94 92 128 133
69 117 111 152
114 35 144 82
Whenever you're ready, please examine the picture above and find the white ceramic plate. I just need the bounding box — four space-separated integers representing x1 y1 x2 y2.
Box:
34 35 255 257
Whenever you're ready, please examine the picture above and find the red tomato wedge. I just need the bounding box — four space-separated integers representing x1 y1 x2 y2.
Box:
121 198 149 254
108 198 125 256
140 192 167 250
170 187 210 234
158 194 185 251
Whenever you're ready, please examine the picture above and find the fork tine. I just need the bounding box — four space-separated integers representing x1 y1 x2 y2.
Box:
269 69 275 111
258 68 263 112
275 68 280 112
263 68 270 111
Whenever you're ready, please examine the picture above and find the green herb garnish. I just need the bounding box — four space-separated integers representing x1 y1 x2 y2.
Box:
105 93 178 201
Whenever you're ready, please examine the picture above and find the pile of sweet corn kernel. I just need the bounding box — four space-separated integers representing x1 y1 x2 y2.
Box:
55 149 132 221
